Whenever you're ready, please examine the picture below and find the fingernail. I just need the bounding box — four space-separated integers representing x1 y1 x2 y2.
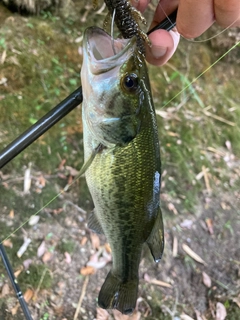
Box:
151 46 167 59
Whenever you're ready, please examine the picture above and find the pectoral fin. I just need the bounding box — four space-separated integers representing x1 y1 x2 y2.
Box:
78 143 104 177
88 209 104 234
146 207 164 262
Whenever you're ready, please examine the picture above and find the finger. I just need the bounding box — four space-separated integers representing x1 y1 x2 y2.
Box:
145 29 180 66
150 0 179 30
214 0 240 27
177 0 214 38
132 0 151 13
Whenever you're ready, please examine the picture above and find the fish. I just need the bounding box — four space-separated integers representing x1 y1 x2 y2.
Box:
80 26 164 315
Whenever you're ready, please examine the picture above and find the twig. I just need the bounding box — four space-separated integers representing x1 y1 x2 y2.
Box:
73 276 89 320
202 166 211 193
64 200 87 214
203 109 235 126
34 268 48 300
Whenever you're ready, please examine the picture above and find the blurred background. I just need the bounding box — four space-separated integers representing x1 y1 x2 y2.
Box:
0 1 239 319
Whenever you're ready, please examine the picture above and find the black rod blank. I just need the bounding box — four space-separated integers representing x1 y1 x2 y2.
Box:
0 243 33 320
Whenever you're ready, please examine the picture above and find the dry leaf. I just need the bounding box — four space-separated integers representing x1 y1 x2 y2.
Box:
37 241 46 257
14 267 23 278
180 219 193 229
202 272 211 288
0 49 7 64
66 165 79 176
180 315 194 320
52 208 63 215
168 202 178 214
42 251 53 263
3 239 13 248
80 266 95 275
105 243 111 253
0 77 7 85
202 166 211 193
225 140 231 150
205 218 214 235
17 237 31 258
144 274 172 288
24 289 34 303
90 232 100 250
23 166 32 193
149 279 172 288
80 236 88 246
67 175 73 185
232 294 240 308
215 302 227 320
195 310 204 320
9 209 14 219
23 259 32 269
64 252 72 264
182 243 206 265
96 307 110 320
172 236 178 257
1 283 10 296
28 215 40 226
112 309 131 320
11 304 19 316
58 158 66 170
167 131 179 137
38 175 46 187
87 247 112 269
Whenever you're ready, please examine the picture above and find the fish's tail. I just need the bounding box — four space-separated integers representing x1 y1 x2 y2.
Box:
98 271 138 315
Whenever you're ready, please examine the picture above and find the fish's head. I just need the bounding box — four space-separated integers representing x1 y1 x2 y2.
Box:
81 27 150 147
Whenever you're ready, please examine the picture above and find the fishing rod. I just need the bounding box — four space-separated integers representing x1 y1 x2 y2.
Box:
0 11 177 319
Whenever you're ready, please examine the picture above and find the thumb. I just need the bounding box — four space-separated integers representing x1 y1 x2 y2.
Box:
145 29 180 66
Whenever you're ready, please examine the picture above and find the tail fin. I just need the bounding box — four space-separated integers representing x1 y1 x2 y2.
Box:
98 271 138 315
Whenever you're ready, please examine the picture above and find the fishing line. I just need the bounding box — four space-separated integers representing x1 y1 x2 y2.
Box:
111 8 117 54
161 40 240 109
158 2 177 31
0 172 83 244
183 16 240 43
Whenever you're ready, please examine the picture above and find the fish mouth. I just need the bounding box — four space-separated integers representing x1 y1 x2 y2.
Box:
83 27 136 74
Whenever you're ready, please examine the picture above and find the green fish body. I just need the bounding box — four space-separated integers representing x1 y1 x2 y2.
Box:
81 27 164 315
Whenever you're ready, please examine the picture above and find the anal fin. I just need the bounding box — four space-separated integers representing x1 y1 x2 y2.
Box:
146 207 164 262
88 209 104 234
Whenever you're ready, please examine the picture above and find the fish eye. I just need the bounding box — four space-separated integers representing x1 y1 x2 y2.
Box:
122 73 138 93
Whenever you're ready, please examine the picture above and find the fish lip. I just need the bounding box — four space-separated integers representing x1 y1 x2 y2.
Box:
83 27 136 74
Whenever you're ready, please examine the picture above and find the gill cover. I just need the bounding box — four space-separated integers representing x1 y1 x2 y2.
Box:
81 27 145 146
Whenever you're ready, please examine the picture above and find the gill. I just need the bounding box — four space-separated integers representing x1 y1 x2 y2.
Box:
1 19 239 246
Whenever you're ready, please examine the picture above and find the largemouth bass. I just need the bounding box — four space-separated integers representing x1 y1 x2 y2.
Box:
81 27 164 315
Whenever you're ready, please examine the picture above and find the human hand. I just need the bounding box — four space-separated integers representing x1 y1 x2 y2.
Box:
133 0 240 66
